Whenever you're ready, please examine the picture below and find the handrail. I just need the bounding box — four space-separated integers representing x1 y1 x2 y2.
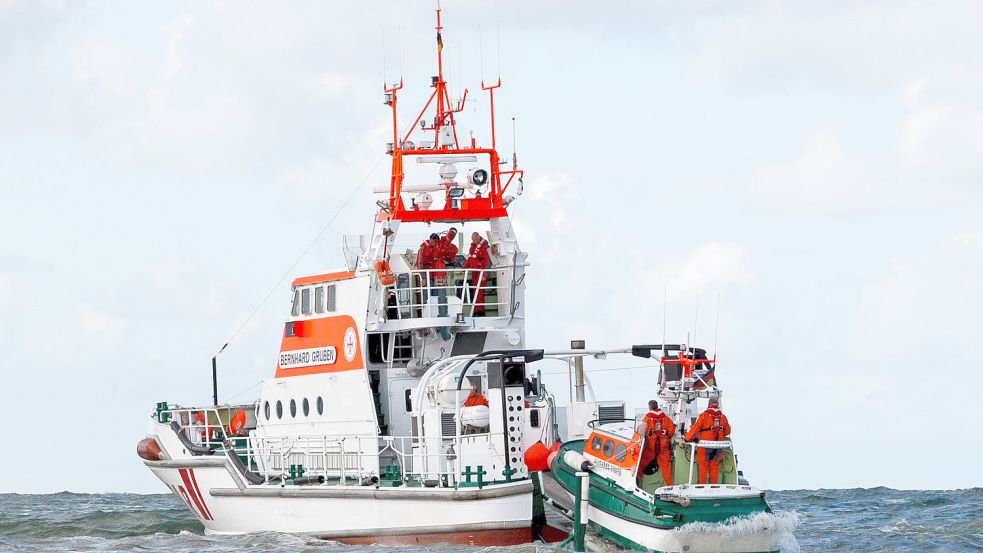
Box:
380 266 511 320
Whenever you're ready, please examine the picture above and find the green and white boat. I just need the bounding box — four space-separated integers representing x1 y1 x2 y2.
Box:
542 344 789 553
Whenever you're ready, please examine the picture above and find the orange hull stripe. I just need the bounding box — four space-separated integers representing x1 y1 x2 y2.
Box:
291 271 356 286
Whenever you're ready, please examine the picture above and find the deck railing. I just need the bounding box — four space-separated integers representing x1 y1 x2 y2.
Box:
382 267 510 320
159 405 507 488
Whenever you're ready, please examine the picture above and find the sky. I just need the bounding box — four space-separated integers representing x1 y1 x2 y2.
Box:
2 0 982 493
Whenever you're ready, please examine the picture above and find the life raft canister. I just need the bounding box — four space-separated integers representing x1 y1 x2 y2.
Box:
373 259 396 286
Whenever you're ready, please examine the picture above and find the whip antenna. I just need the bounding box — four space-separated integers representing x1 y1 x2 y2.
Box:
713 293 721 358
512 116 518 168
662 284 668 349
692 294 700 352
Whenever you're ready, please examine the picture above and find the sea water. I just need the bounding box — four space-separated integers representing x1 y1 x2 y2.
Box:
0 488 979 552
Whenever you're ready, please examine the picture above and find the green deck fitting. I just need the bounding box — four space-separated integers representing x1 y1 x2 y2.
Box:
380 464 403 486
288 464 305 479
156 402 171 423
460 465 487 488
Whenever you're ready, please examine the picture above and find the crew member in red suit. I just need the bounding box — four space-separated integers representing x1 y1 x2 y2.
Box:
437 227 459 267
636 400 676 487
415 233 440 313
684 398 731 485
463 231 491 315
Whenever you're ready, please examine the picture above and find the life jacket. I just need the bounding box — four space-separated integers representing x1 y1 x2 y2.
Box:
416 241 433 269
465 238 490 269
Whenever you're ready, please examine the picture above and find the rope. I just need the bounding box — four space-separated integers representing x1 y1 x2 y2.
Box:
215 154 386 355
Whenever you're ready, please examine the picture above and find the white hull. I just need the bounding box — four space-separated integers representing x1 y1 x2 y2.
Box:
147 458 532 540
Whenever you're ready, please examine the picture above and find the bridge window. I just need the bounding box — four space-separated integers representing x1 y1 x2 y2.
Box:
317 396 324 415
315 286 325 313
264 401 270 420
602 439 614 458
289 399 297 418
326 285 336 311
291 290 300 316
276 400 283 419
590 435 602 452
302 397 310 416
301 288 312 315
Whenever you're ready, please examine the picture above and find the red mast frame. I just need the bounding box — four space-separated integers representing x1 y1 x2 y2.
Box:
379 8 523 224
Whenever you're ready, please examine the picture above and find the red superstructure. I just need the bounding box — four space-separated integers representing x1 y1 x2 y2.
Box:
380 8 523 224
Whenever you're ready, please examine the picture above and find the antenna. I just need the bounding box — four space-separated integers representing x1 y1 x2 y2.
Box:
497 21 502 80
382 26 387 86
511 117 517 169
398 25 403 82
662 284 668 349
479 25 485 83
692 294 700 353
712 293 721 357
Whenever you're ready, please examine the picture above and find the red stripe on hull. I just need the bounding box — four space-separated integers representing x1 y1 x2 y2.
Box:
330 526 567 547
178 468 212 521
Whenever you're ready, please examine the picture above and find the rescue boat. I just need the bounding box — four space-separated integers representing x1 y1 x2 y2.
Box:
541 345 787 553
137 8 557 545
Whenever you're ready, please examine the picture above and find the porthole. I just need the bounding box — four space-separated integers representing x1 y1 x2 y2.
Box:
290 399 297 418
602 439 615 457
590 435 602 452
276 400 283 419
317 396 324 415
302 398 310 416
614 443 627 462
264 401 271 420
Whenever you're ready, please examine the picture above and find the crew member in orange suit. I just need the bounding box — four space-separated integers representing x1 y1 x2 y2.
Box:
684 398 731 485
463 231 491 315
636 400 676 487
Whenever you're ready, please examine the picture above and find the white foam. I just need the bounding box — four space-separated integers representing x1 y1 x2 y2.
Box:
673 510 802 553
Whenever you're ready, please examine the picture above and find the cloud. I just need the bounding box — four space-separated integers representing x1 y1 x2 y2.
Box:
76 303 125 354
750 128 881 213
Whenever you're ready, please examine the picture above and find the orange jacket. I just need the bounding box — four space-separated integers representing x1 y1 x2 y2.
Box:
638 410 675 454
685 406 731 442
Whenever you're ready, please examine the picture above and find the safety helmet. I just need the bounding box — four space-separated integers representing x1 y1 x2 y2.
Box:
429 233 439 241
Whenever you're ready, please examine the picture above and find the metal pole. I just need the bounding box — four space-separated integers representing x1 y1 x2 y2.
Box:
572 340 586 402
572 471 589 552
212 356 219 406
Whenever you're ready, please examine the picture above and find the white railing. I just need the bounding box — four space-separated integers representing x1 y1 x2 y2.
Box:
382 267 510 320
158 402 509 488
160 405 252 447
229 432 505 487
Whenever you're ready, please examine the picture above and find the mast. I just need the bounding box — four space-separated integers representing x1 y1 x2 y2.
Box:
377 9 523 225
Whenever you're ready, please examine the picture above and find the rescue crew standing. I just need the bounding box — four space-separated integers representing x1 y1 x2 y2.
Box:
636 400 676 487
463 231 491 315
684 398 731 485
415 233 440 313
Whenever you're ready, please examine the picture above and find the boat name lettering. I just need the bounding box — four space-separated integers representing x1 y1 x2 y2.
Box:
279 347 337 369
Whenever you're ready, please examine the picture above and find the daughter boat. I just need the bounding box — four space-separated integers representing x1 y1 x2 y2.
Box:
543 345 787 552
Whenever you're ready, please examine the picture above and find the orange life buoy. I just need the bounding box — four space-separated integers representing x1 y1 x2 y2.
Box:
373 259 396 286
